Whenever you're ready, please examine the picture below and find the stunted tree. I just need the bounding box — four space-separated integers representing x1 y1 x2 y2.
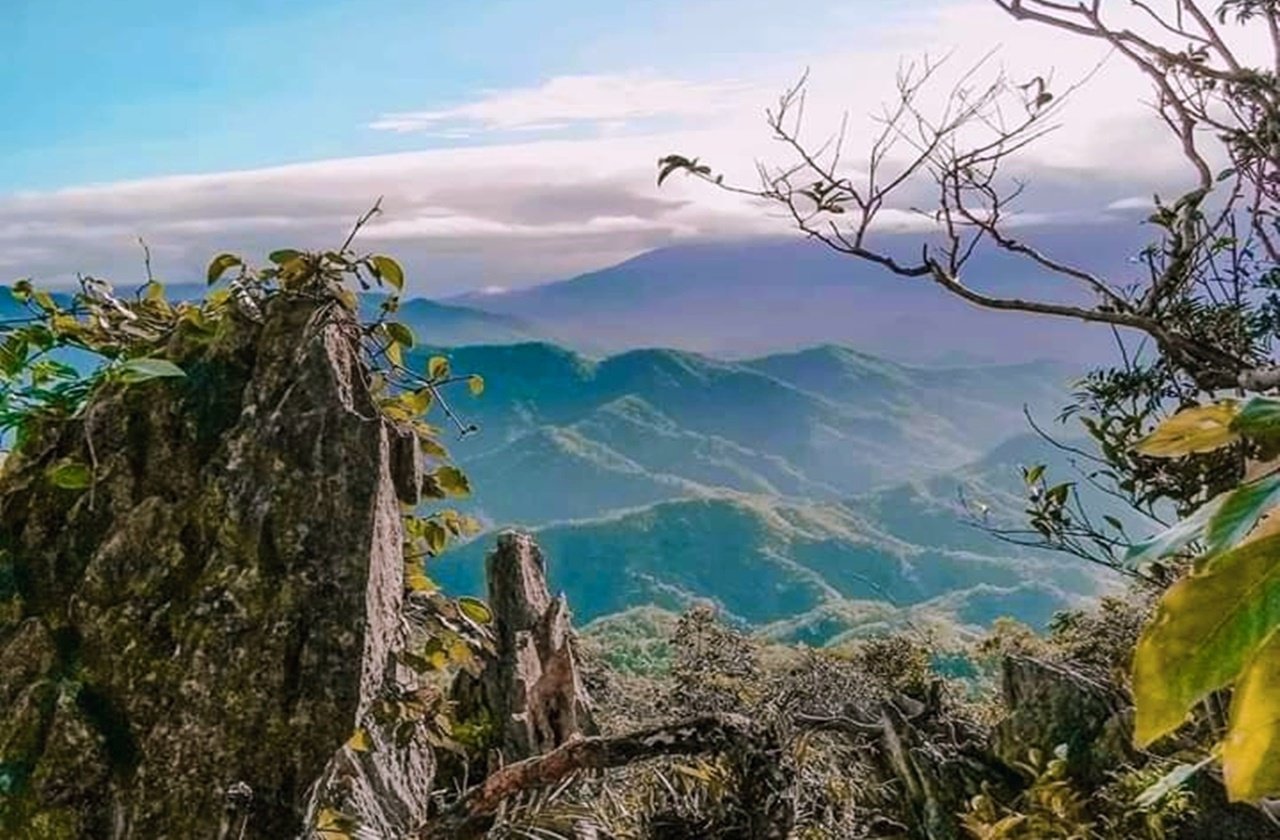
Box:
662 0 1280 804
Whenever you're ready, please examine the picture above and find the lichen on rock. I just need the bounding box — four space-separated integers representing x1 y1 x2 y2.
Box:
0 295 432 838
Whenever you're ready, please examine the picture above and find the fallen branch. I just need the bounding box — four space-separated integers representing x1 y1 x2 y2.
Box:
413 714 792 839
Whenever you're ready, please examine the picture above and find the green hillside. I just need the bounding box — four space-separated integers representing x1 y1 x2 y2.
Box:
421 341 1125 641
434 429 1123 640
423 342 1073 524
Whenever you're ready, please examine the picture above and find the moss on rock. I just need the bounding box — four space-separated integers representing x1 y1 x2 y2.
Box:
0 297 418 837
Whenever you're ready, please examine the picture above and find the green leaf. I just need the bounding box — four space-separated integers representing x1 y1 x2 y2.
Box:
1233 396 1280 438
1134 402 1240 458
468 374 485 396
32 290 56 313
1132 532 1280 747
370 255 405 292
206 253 242 285
423 519 448 554
458 597 493 625
268 249 303 265
118 358 186 384
1125 494 1224 567
384 321 414 349
1023 464 1045 485
48 461 92 490
433 465 470 498
1223 628 1280 800
1205 474 1280 555
1134 755 1215 808
427 355 450 381
1045 482 1071 506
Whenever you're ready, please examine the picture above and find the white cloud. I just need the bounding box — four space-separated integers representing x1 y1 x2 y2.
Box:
1107 196 1156 211
0 1 1210 294
369 73 756 134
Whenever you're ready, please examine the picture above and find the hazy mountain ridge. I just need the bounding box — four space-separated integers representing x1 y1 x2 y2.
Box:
434 431 1115 642
422 335 1120 641
422 340 1074 526
449 234 1145 364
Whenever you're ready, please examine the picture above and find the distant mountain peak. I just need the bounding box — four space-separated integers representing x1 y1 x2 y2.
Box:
443 235 1137 365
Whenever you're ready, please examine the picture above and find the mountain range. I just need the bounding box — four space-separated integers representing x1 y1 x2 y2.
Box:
415 342 1074 521
447 231 1146 365
434 428 1127 644
420 341 1135 642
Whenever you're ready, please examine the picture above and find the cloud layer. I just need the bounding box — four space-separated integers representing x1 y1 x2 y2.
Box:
0 2 1195 294
369 74 754 135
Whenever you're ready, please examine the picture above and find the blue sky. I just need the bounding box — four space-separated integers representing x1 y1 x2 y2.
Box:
1 0 919 192
0 0 1166 293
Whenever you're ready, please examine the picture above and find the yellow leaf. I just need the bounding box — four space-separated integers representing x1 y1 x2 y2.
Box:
1132 533 1280 746
404 562 437 593
428 355 449 381
458 596 492 625
1134 402 1240 458
335 286 358 313
370 255 405 291
314 807 354 839
433 465 470 498
403 388 432 416
1223 629 1280 801
345 727 371 753
206 253 242 285
447 638 474 666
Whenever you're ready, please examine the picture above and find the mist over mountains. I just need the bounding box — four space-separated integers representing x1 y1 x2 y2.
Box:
388 231 1156 639
415 339 1129 642
447 228 1147 364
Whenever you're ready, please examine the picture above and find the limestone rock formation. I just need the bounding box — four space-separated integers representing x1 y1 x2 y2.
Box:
0 297 431 838
451 532 596 767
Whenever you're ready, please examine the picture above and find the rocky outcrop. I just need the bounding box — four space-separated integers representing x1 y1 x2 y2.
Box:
0 297 431 838
451 532 596 768
991 655 1132 783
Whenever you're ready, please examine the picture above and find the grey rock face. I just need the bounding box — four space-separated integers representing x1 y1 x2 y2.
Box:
991 655 1132 783
451 532 597 769
0 298 430 838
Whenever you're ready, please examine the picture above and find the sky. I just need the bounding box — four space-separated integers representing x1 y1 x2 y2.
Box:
0 0 1187 294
